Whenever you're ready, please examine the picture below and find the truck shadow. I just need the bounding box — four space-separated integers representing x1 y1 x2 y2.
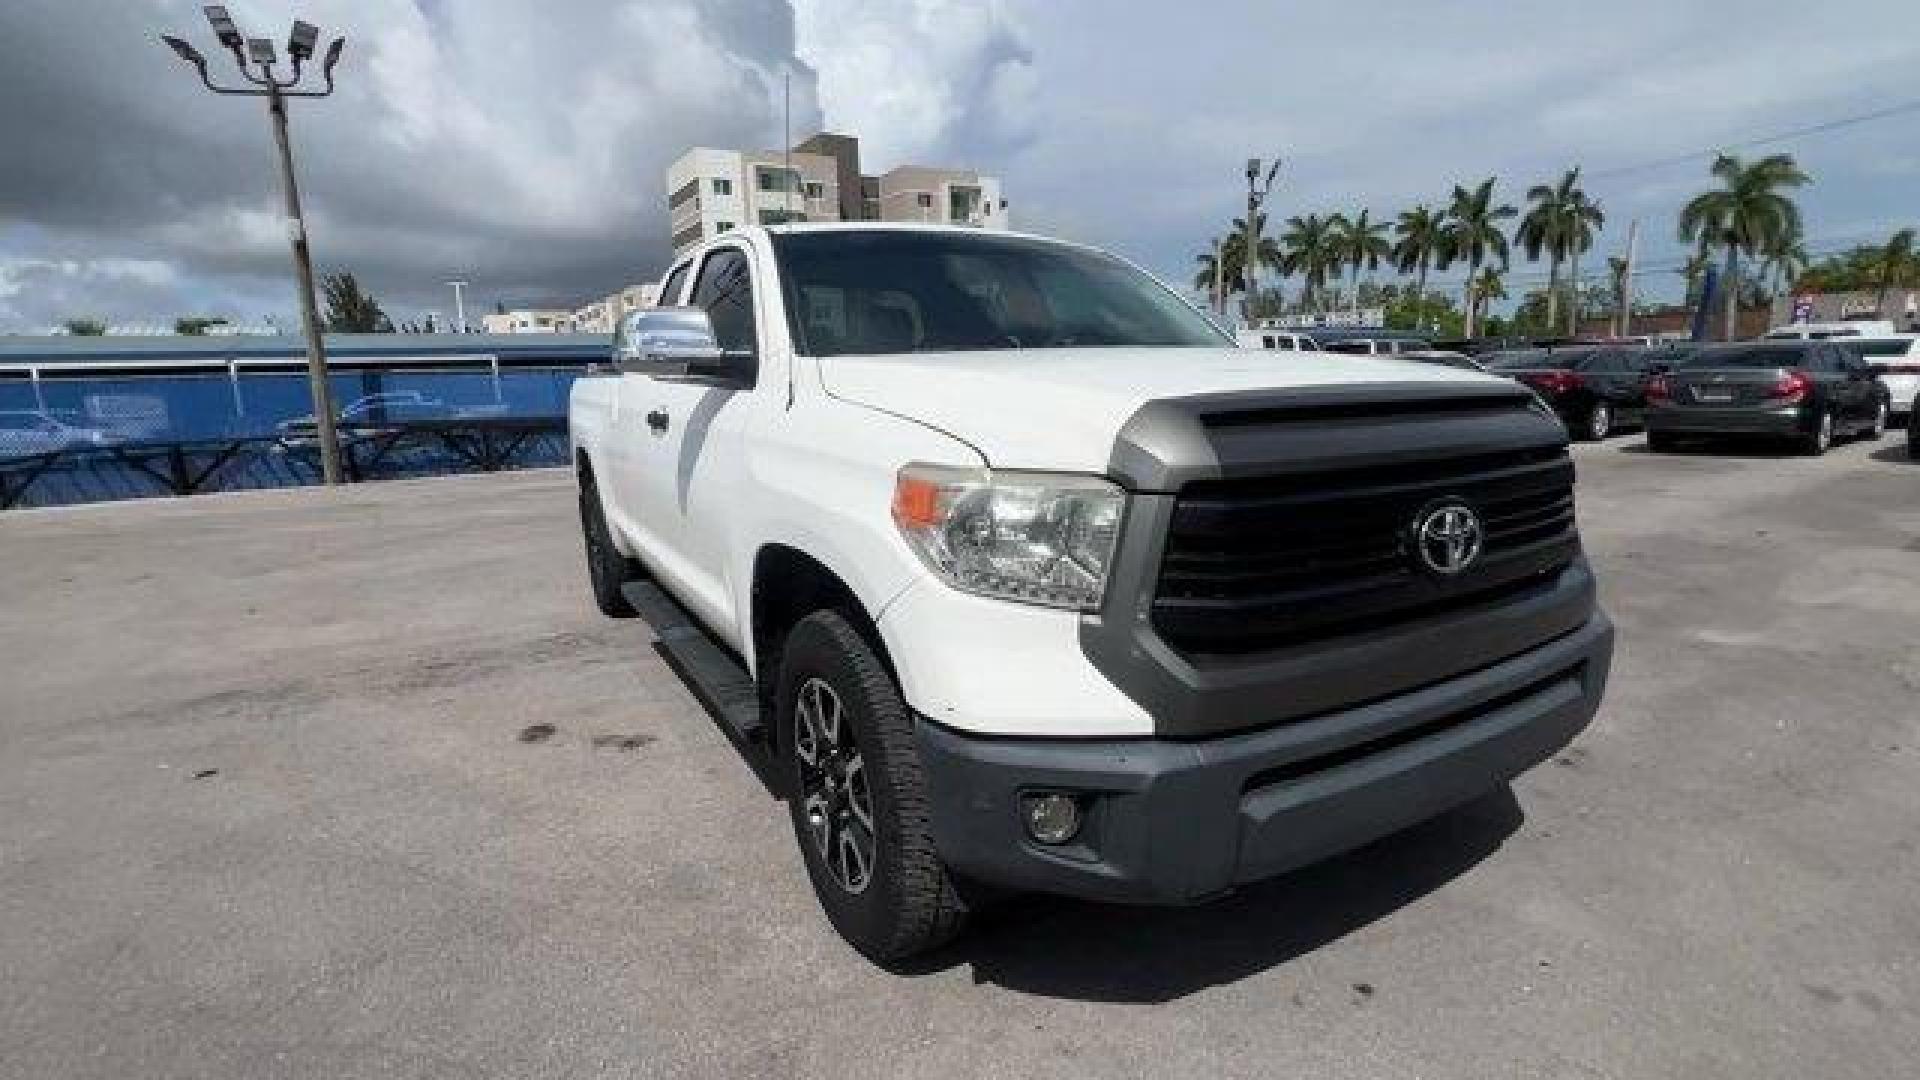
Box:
898 784 1523 1002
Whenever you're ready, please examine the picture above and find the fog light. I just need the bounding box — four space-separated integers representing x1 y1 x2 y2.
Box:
1020 792 1082 846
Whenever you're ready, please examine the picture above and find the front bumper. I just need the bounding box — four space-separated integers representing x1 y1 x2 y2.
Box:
1645 404 1808 436
916 611 1613 903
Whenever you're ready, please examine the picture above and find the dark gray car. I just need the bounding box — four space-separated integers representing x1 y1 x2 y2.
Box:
1644 340 1890 455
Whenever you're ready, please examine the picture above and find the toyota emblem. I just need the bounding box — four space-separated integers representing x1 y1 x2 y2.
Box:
1412 500 1484 576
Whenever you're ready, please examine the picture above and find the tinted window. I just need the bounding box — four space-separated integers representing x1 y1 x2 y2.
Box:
659 262 692 306
691 248 758 358
1683 345 1813 369
1847 339 1916 357
771 231 1226 356
1483 350 1548 369
1324 340 1373 354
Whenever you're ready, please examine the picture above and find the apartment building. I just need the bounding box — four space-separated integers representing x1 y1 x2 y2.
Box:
573 282 662 335
665 131 1006 255
480 309 576 334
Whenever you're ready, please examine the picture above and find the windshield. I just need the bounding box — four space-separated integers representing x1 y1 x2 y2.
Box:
1682 345 1810 369
771 230 1228 356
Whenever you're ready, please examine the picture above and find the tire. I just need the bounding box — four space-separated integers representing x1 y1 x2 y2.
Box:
1862 397 1888 441
579 478 640 618
1801 410 1833 456
777 609 967 962
1584 402 1613 441
1647 430 1678 453
1909 416 1920 459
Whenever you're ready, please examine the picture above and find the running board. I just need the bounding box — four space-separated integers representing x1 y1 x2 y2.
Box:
621 580 766 748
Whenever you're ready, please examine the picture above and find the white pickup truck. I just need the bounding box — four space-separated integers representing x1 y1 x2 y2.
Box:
569 223 1614 961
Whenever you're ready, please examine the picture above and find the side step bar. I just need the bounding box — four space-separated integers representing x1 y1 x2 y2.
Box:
621 580 766 748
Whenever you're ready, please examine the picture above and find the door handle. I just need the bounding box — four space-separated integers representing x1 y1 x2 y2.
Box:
645 409 670 434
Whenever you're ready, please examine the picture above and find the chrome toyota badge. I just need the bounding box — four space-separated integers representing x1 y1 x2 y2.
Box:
1413 500 1484 576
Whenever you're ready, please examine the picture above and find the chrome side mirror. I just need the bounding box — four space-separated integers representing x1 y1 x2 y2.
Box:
615 307 753 385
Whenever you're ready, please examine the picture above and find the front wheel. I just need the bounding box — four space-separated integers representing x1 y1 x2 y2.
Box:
778 610 967 961
1801 410 1834 456
1863 398 1888 441
1584 402 1613 441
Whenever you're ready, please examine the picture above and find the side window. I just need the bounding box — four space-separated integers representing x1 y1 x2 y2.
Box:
659 262 692 306
691 248 759 358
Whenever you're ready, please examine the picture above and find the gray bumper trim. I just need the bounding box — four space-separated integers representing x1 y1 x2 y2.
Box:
917 611 1613 903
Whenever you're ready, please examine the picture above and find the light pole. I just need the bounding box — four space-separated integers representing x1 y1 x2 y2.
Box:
162 6 348 486
1243 157 1281 325
448 280 469 334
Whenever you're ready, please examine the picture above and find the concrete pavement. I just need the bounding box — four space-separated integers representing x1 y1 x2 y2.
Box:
2 437 1917 1078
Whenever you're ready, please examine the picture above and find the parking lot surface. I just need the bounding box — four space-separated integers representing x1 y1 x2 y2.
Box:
3 437 1917 1079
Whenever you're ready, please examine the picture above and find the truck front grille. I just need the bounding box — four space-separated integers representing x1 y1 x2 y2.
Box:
1153 446 1579 655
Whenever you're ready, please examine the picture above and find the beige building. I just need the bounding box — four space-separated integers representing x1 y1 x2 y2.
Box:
574 282 662 334
480 309 576 334
665 131 1006 256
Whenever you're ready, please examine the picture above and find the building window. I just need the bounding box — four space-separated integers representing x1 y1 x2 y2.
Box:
916 192 932 208
758 209 806 225
715 221 734 233
805 182 824 200
711 177 732 196
756 166 800 193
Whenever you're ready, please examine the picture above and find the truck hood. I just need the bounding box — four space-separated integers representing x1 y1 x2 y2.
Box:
817 347 1498 474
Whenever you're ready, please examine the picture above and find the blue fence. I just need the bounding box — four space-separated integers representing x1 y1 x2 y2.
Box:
1 366 586 509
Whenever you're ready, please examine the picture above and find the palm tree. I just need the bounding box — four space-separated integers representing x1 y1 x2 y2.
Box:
1393 204 1443 323
1517 170 1578 332
1279 213 1341 312
1330 209 1391 315
1438 177 1516 338
1559 184 1604 334
1875 227 1917 315
1192 216 1280 312
1757 223 1809 305
1470 266 1507 330
1678 153 1810 340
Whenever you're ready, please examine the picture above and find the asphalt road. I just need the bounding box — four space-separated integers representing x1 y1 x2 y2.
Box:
3 434 1917 1079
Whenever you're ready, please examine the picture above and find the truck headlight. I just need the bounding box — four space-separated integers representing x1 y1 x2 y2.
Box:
892 464 1125 611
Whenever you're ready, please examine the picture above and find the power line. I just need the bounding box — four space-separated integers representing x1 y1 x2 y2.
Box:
1585 98 1920 180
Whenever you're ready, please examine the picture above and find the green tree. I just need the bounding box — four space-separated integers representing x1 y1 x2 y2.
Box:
1437 177 1516 338
1678 153 1809 340
1757 224 1809 303
1193 215 1279 314
1393 204 1444 326
63 318 106 336
1469 265 1507 332
1517 168 1603 335
1278 213 1341 312
321 271 395 333
173 316 227 336
1874 227 1917 314
1330 208 1391 315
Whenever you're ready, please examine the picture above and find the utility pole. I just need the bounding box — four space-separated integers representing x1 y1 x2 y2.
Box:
448 280 468 334
1212 236 1225 318
1243 157 1281 325
162 7 347 485
1619 219 1638 338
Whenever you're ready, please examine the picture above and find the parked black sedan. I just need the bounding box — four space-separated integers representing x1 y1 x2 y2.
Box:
1644 340 1890 455
1483 346 1659 440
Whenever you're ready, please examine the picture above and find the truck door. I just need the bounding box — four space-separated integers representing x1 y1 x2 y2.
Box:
606 260 692 572
638 244 759 641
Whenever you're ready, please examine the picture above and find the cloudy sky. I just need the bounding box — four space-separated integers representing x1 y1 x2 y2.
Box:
2 0 1917 331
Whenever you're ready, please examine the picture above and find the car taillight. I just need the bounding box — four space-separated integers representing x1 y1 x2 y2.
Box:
1646 375 1671 404
1766 371 1812 403
1885 363 1920 374
1526 370 1585 394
